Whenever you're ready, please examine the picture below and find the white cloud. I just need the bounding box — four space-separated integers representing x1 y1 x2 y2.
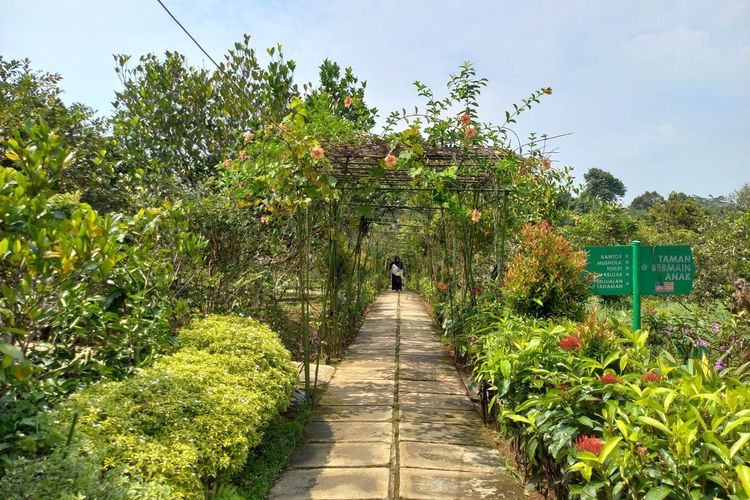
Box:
626 26 717 64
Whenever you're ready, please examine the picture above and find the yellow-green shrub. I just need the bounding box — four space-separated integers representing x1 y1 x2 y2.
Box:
38 316 296 499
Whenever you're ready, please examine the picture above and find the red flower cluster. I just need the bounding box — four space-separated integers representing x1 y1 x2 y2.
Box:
559 335 581 350
642 372 661 383
600 373 619 385
437 281 449 293
576 435 604 455
470 286 483 296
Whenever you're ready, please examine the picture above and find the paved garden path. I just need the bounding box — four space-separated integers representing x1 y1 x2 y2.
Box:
268 291 524 499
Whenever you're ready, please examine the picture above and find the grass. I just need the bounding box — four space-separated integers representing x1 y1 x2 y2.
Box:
230 403 311 499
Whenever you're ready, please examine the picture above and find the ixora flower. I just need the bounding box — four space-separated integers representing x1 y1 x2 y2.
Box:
576 435 604 455
471 208 481 223
543 87 553 95
243 130 255 142
542 159 551 170
600 373 619 385
223 159 232 168
384 154 397 167
437 281 449 293
344 96 353 107
465 126 477 139
239 150 248 161
460 113 472 125
259 215 270 225
311 146 325 160
559 335 581 350
642 371 661 383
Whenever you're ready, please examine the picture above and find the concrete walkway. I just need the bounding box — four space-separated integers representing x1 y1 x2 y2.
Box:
269 292 523 499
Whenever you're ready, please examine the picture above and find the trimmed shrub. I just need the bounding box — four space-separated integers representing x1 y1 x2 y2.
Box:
502 221 591 319
2 316 297 499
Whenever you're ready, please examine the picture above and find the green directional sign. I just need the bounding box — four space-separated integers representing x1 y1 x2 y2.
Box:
585 242 695 331
638 245 695 295
584 246 632 295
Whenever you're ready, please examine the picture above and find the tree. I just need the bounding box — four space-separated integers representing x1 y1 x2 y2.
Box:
583 167 626 203
629 190 664 212
0 57 115 211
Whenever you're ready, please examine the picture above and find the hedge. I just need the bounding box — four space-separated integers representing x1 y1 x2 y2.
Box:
0 315 297 499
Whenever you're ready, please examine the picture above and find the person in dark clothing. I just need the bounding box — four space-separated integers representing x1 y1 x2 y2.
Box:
388 256 404 292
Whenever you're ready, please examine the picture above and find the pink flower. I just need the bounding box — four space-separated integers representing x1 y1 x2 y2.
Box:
460 113 472 125
259 215 270 225
600 373 619 385
311 146 325 160
344 96 353 108
465 126 477 139
471 208 481 223
223 159 232 168
243 130 255 142
543 159 551 170
384 154 397 167
576 435 604 455
559 335 581 350
543 87 553 95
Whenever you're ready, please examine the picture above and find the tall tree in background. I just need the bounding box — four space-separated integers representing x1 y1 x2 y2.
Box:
629 190 664 212
583 167 626 203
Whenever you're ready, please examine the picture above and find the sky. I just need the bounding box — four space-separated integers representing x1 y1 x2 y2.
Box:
1 0 748 202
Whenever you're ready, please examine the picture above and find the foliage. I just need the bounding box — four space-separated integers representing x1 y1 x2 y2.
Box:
629 191 664 213
502 221 591 319
0 122 204 467
583 168 626 203
560 202 638 247
3 316 297 499
232 403 311 499
473 315 750 498
0 57 115 211
111 36 298 198
0 445 172 500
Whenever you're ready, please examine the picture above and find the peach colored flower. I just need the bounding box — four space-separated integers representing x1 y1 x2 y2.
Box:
543 87 553 95
311 146 325 160
259 215 270 225
239 150 248 161
243 130 255 142
223 159 232 168
437 281 449 293
384 154 397 167
543 159 551 170
465 126 477 139
344 96 353 108
471 208 481 223
460 113 472 125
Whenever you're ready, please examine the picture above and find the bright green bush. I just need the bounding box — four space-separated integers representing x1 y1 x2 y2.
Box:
0 446 172 500
502 221 591 320
3 316 296 499
473 315 750 498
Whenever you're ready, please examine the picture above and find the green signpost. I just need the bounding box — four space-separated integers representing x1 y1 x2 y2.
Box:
584 242 695 331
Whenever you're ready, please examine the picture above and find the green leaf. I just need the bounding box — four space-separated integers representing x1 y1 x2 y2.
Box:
599 436 622 462
737 464 750 497
637 416 672 436
0 341 24 360
721 417 750 437
644 486 672 500
730 433 750 458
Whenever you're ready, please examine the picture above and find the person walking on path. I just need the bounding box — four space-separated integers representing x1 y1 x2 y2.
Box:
389 256 404 292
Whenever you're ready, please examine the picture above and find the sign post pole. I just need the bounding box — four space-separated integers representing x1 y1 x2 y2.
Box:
632 240 641 331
